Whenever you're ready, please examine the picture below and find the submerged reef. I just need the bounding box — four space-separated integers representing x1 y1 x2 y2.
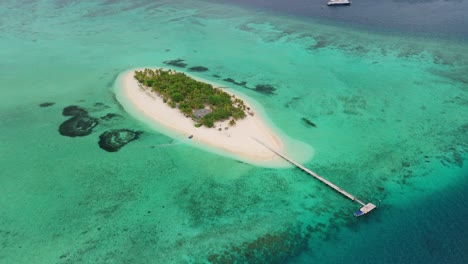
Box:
163 59 187 68
59 115 99 137
58 105 138 152
222 77 248 87
302 117 317 128
62 105 88 117
59 105 99 137
221 77 277 95
207 226 309 263
98 129 142 152
188 66 209 72
39 102 55 107
100 113 123 121
254 84 276 95
92 102 111 111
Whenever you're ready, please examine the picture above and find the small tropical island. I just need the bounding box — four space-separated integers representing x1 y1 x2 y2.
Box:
116 67 313 167
134 68 249 128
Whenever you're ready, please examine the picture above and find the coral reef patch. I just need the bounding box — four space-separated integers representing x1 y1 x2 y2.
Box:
254 84 276 95
302 117 317 128
62 105 88 117
39 102 55 107
163 59 187 68
207 226 309 263
222 77 248 87
98 129 142 152
100 113 123 121
59 115 99 137
188 66 209 72
58 104 139 152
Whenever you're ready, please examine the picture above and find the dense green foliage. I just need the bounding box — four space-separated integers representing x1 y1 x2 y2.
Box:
134 69 247 127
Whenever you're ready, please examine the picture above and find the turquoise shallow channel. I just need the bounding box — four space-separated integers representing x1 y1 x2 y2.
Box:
0 0 467 263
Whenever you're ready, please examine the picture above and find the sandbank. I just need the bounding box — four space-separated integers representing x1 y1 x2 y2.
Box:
115 68 312 167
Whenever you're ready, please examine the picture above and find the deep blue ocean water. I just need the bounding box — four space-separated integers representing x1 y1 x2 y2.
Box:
218 0 468 41
0 0 467 263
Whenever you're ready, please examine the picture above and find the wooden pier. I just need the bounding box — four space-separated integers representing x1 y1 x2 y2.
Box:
254 138 376 216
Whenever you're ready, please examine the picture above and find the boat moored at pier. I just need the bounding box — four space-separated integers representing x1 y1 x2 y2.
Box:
354 203 377 217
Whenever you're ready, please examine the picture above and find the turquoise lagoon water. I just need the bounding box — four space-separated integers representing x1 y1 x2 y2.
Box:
0 0 467 263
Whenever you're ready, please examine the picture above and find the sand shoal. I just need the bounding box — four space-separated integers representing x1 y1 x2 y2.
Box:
117 69 296 167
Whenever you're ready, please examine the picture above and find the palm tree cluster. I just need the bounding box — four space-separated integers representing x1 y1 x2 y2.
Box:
134 68 247 127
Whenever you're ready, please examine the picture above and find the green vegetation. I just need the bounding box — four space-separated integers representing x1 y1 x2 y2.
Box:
134 68 247 127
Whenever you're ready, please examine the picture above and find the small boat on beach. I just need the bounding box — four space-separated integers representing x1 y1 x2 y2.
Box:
327 0 351 6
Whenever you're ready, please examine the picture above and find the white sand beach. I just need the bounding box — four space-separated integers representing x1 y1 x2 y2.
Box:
116 68 310 167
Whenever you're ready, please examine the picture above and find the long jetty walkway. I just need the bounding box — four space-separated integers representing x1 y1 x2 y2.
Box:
254 138 376 216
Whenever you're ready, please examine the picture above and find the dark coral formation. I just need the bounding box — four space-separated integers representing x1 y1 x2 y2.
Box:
163 59 187 68
188 66 209 72
207 227 308 263
284 97 301 108
93 102 110 111
254 84 276 95
58 104 138 152
39 102 55 108
310 39 328 50
98 129 142 152
302 117 317 128
100 113 123 121
59 105 99 137
221 78 278 95
62 105 88 117
308 35 329 50
339 95 367 115
59 115 99 137
223 78 247 87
